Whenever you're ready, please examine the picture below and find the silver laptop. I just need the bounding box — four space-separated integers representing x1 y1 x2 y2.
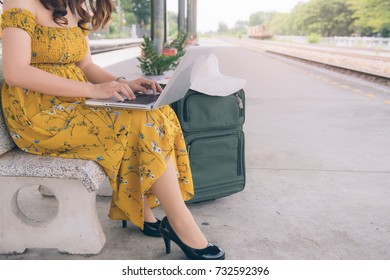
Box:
85 47 213 110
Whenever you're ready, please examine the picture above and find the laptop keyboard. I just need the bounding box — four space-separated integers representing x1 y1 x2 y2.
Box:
120 93 160 105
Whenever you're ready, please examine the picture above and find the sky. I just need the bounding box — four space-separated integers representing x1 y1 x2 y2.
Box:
167 0 308 32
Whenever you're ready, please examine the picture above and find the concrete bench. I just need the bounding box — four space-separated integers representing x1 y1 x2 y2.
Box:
0 85 108 255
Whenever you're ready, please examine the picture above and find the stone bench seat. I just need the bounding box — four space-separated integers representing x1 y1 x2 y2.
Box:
0 142 109 255
0 148 108 255
0 149 106 193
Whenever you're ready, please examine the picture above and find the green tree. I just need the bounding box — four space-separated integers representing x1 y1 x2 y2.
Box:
131 0 152 25
293 0 355 36
248 11 275 27
217 22 229 34
269 13 293 35
120 0 137 26
124 12 137 26
265 0 390 37
232 20 248 37
108 12 121 37
167 11 178 37
348 0 390 36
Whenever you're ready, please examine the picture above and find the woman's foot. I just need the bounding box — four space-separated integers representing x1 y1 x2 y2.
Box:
160 216 225 260
149 157 223 258
122 218 162 237
141 219 162 237
122 198 162 237
142 198 161 236
166 208 208 249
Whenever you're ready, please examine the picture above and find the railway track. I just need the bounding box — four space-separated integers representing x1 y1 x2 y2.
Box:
243 39 390 62
90 41 141 55
267 50 390 86
223 38 390 87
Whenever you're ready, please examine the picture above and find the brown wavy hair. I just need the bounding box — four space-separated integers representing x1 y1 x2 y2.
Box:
39 0 113 31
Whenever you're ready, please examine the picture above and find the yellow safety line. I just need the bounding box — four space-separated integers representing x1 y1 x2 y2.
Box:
293 66 386 104
352 88 363 93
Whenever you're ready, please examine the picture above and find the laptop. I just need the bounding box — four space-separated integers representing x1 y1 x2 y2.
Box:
84 47 213 110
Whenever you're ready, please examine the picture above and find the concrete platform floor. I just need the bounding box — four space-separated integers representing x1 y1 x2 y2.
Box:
1 38 390 260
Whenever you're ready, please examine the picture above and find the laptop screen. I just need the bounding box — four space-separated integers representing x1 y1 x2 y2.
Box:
153 47 213 108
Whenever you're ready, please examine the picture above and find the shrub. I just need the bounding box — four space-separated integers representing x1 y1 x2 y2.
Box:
306 33 322 44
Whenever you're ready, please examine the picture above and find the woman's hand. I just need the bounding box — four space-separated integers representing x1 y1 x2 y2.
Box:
91 80 136 101
89 77 162 101
121 77 163 96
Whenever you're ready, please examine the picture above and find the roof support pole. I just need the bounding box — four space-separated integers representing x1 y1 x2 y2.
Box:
151 0 165 54
178 0 186 33
187 0 197 39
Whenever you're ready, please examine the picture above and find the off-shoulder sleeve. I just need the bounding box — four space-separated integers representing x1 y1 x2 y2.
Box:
1 8 36 37
79 23 90 36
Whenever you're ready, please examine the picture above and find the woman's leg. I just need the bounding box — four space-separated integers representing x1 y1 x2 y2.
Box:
151 157 208 249
143 199 157 223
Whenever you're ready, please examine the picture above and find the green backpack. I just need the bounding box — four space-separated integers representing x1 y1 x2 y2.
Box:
171 89 246 203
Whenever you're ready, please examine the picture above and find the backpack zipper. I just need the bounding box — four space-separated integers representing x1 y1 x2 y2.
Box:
235 93 243 117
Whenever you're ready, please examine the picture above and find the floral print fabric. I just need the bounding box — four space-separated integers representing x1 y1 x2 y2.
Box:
1 8 194 229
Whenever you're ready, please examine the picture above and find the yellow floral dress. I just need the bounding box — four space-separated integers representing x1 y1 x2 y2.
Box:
1 8 194 229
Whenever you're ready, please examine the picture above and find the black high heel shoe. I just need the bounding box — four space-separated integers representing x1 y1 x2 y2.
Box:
122 219 162 237
159 216 225 260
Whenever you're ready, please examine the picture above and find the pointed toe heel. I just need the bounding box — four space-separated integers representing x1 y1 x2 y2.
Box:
159 216 225 260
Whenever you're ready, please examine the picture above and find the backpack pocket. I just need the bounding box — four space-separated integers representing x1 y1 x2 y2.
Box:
186 130 245 202
176 89 245 133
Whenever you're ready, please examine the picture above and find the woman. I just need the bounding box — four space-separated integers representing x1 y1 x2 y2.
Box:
1 0 224 260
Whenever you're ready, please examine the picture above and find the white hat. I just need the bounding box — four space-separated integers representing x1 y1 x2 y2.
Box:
190 54 247 96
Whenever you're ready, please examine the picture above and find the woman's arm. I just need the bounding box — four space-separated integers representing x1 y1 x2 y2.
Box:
2 0 159 100
2 26 136 101
76 41 162 95
2 0 92 96
2 27 95 98
76 42 117 84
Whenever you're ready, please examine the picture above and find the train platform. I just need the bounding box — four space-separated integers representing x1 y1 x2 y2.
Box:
1 38 390 260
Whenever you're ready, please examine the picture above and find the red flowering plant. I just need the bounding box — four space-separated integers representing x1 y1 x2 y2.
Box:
162 48 178 57
137 33 187 76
